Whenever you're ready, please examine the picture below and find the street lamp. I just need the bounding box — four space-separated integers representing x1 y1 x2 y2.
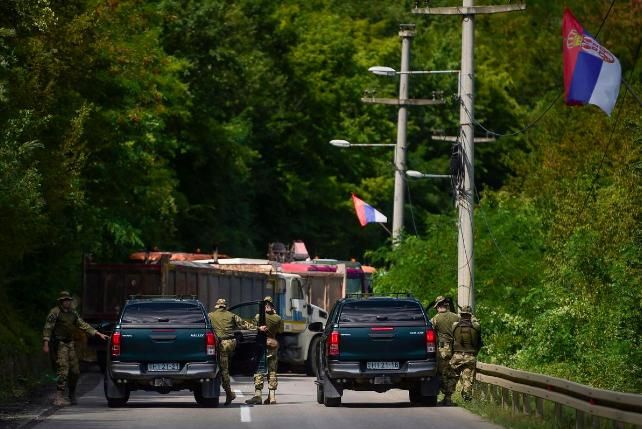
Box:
369 66 460 76
406 170 452 179
329 139 396 148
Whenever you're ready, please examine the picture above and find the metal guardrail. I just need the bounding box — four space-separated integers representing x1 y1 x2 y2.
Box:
475 362 642 427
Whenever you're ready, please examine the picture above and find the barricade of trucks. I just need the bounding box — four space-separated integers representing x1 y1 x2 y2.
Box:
81 247 373 375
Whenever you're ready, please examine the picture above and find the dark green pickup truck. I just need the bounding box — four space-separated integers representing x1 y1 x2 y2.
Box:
315 296 439 407
104 297 220 407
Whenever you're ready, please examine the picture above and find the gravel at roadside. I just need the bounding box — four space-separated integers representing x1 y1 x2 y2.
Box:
0 366 102 429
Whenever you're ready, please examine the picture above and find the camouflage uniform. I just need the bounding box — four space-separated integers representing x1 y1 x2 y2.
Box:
42 292 97 405
430 296 460 403
246 296 284 405
253 311 283 392
450 306 481 401
208 298 254 405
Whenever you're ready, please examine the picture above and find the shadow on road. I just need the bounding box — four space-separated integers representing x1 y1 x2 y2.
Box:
340 402 413 409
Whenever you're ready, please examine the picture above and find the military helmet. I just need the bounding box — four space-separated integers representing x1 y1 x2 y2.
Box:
215 298 227 309
459 305 473 315
433 295 447 309
57 291 73 301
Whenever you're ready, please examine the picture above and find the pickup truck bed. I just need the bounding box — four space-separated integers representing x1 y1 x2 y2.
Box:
316 297 438 407
104 298 220 407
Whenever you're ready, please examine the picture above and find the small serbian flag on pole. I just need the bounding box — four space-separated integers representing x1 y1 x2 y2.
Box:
563 8 621 116
352 194 387 227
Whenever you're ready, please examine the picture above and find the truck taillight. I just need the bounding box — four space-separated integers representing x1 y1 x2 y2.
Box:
426 329 436 354
328 330 340 357
206 332 216 356
111 332 121 357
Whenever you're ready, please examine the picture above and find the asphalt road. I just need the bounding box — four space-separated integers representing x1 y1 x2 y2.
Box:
31 372 501 429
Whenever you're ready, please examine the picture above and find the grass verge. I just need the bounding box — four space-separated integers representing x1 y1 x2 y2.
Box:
453 386 638 429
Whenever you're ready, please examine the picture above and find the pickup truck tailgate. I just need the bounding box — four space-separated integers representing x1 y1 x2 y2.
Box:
336 299 429 361
119 326 209 362
339 326 426 361
117 301 210 363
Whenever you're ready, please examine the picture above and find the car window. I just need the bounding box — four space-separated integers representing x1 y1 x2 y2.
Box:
339 300 425 323
230 302 261 324
121 302 206 324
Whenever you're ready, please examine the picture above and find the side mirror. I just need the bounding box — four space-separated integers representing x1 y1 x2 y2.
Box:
308 322 324 332
307 304 313 316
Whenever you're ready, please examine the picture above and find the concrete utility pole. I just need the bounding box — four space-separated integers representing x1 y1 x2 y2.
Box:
362 24 444 247
393 25 412 246
413 1 525 310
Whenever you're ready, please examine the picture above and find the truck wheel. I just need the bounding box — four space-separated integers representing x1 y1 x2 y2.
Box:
323 394 341 407
409 388 437 407
104 375 129 407
305 337 321 376
107 397 129 408
316 383 324 404
194 390 220 407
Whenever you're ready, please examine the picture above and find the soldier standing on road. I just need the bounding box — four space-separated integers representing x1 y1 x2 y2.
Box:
245 296 284 405
42 291 108 406
450 305 482 402
430 296 460 406
208 298 254 405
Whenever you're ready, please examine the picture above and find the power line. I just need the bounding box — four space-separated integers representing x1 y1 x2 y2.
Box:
457 0 618 140
573 36 641 225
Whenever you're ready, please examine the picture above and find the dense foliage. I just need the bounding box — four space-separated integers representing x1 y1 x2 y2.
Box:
0 0 639 394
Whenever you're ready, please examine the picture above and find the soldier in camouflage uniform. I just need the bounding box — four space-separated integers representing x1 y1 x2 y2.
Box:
42 291 108 406
450 305 481 401
208 298 254 405
245 296 284 405
430 296 460 406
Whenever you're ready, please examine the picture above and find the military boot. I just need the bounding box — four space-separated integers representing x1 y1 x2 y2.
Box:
263 389 276 405
224 388 236 405
52 390 71 407
245 389 262 405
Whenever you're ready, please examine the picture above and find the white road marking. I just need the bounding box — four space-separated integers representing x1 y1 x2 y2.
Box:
240 405 252 423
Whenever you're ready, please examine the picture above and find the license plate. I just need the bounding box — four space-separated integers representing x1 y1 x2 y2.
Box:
366 361 399 370
148 362 180 372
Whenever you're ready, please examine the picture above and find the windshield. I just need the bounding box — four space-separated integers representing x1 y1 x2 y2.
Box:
121 302 206 324
339 300 425 323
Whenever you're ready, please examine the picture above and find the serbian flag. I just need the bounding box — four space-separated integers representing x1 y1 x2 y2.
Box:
351 194 387 227
563 8 621 115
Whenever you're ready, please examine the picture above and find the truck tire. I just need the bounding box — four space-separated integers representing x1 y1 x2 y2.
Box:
323 394 341 407
316 383 324 404
194 390 220 407
409 388 437 407
104 375 129 407
305 336 321 376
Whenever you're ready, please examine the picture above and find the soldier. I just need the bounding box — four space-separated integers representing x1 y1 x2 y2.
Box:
208 298 254 405
42 291 108 406
245 296 284 405
430 296 460 406
450 305 482 401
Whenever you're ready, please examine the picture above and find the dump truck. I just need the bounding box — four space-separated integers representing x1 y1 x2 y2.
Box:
81 254 363 375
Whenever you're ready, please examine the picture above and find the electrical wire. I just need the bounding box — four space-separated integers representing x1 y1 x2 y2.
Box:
405 174 420 236
456 0 617 140
573 36 640 224
473 185 518 271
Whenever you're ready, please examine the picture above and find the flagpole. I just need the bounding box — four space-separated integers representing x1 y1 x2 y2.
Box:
378 223 392 237
622 79 642 107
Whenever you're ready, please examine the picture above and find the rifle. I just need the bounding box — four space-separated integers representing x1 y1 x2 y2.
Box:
253 301 268 374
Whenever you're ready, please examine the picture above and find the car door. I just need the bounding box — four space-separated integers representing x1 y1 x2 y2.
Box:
228 301 266 375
